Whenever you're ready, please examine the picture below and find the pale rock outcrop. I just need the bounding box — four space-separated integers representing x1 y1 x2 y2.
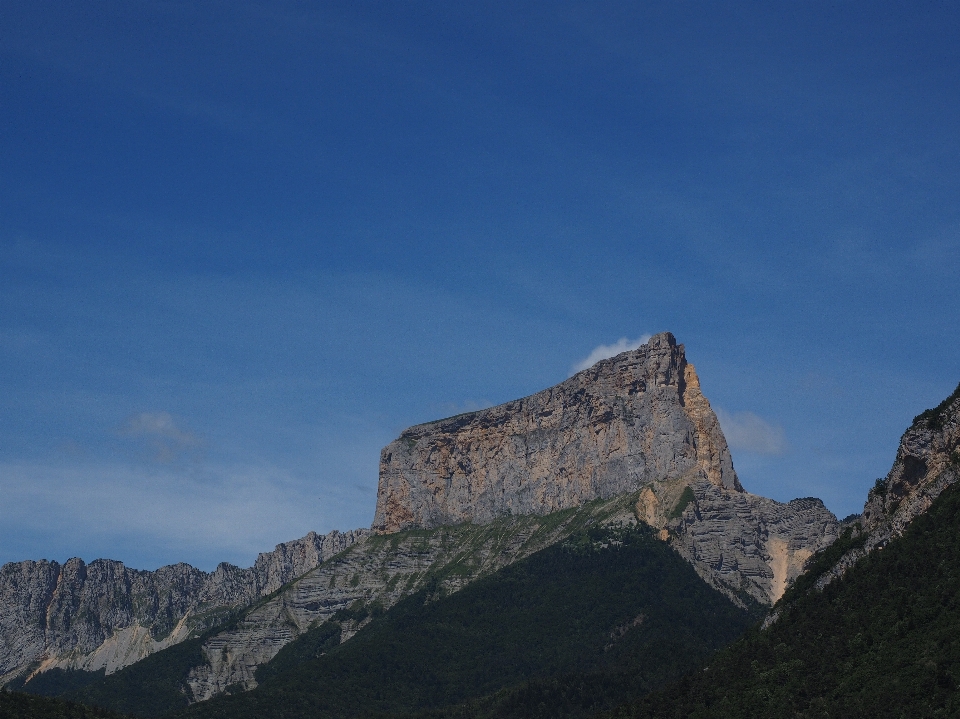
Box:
373 332 740 534
659 479 838 604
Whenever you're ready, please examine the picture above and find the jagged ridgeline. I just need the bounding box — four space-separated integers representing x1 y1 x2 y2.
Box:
609 381 960 719
2 332 838 713
0 531 367 688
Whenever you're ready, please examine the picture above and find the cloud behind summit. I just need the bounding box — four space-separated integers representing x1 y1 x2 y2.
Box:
572 335 652 374
715 408 788 456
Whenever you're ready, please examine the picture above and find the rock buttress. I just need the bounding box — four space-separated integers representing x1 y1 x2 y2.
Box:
373 332 741 533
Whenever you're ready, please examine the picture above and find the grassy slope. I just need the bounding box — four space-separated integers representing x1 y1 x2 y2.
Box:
176 524 756 719
612 480 960 719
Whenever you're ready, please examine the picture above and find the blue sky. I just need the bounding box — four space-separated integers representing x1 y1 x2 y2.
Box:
2 1 958 571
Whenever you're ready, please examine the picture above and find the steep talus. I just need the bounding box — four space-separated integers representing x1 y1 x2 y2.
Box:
630 475 838 605
373 332 740 534
664 481 838 604
0 530 366 686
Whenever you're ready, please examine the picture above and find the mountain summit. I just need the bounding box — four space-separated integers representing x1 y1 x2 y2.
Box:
374 332 837 605
374 332 740 534
0 332 839 702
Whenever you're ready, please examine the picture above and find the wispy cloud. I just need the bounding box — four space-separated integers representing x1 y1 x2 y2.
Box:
571 335 652 374
715 408 788 456
119 412 204 463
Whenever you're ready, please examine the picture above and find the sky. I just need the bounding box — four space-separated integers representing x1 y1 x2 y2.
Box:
1 1 959 571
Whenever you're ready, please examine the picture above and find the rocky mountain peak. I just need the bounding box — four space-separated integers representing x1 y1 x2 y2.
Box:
372 332 741 534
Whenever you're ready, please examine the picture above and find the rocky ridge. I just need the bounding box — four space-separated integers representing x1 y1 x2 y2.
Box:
814 382 960 590
3 332 846 703
112 483 838 703
182 495 638 701
641 477 838 604
374 332 838 605
0 529 366 686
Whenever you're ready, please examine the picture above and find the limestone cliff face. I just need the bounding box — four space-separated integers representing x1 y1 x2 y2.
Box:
373 332 741 534
0 529 366 685
656 480 839 604
861 384 960 539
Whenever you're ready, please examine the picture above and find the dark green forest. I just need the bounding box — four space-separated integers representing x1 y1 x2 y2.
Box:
0 689 124 719
172 523 755 719
609 481 960 719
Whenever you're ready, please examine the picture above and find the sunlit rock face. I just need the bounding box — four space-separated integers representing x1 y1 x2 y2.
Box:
373 331 841 606
373 332 741 534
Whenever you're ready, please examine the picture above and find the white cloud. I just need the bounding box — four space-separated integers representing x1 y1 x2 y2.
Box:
715 408 788 456
571 334 652 374
119 412 204 463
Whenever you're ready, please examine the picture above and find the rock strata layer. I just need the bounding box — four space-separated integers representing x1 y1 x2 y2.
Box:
661 479 838 604
374 332 740 533
0 529 366 685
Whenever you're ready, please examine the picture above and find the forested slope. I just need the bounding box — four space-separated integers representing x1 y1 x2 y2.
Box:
610 480 960 719
176 524 756 719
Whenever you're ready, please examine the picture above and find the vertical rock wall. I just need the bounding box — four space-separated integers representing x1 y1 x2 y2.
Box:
373 332 741 533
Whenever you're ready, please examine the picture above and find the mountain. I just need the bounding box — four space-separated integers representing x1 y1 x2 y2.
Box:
609 381 960 719
25 496 643 716
373 331 740 534
3 332 839 710
171 521 759 719
375 332 838 606
0 530 365 686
